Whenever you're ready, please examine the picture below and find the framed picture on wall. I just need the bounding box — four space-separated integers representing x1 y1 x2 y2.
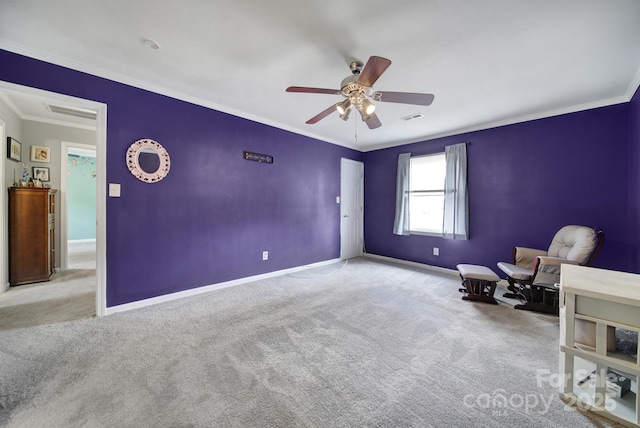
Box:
33 166 50 182
30 145 50 163
7 137 21 162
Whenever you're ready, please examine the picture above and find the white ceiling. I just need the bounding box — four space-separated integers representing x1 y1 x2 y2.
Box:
0 90 98 130
1 0 639 151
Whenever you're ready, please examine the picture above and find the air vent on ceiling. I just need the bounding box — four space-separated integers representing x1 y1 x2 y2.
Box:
46 104 97 120
401 113 424 121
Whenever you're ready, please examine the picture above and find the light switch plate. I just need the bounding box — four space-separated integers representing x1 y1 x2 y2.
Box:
109 183 121 197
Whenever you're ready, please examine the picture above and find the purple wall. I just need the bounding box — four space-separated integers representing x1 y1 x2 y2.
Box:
364 103 637 274
630 86 640 272
2 48 638 308
0 49 361 306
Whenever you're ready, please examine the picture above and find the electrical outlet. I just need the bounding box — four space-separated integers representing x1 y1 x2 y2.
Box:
262 251 269 261
433 247 439 256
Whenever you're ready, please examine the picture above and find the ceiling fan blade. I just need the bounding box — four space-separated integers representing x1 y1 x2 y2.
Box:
357 56 392 88
364 112 382 129
372 91 435 106
286 86 341 95
306 105 337 124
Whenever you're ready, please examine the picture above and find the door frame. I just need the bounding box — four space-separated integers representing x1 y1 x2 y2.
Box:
0 80 107 316
340 158 364 259
0 118 6 293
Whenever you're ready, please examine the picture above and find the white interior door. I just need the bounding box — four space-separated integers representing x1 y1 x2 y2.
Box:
340 158 364 259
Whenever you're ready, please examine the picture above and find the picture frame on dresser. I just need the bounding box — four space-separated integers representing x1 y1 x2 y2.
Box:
7 137 21 162
33 166 50 182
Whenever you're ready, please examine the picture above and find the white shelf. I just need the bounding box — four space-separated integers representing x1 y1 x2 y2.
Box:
559 265 640 427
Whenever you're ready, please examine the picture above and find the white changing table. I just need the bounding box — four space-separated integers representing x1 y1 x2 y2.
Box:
559 264 640 427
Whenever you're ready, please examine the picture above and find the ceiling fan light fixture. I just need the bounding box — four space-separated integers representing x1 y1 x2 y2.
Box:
360 98 376 115
336 99 351 115
286 55 434 130
339 110 351 121
357 107 373 122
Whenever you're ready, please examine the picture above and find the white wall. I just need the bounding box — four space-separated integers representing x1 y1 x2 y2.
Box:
1 97 22 291
1 98 22 187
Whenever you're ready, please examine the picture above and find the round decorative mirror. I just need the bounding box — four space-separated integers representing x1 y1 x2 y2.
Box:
126 138 170 183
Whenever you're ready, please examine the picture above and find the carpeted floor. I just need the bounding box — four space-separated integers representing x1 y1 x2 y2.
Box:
0 240 96 330
0 269 95 331
0 258 623 427
67 240 96 270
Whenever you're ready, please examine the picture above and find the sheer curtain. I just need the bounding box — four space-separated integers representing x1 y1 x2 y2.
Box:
443 143 469 240
392 153 411 235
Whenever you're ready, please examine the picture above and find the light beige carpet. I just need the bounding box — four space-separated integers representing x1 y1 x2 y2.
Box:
68 240 96 270
0 258 622 427
0 240 96 330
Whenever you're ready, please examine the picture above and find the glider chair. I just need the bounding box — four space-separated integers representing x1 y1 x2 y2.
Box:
497 225 604 314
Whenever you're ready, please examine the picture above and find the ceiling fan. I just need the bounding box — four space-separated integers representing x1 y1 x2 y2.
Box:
286 56 434 129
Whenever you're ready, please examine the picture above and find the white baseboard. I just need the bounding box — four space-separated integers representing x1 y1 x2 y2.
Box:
363 253 460 277
105 258 342 315
363 253 512 287
69 239 96 243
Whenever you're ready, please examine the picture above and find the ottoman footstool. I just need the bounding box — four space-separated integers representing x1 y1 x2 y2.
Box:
456 264 500 304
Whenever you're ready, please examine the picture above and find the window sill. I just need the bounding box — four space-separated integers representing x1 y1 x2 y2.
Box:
409 230 443 238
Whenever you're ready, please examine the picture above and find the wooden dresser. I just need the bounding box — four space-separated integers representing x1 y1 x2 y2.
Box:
8 187 57 286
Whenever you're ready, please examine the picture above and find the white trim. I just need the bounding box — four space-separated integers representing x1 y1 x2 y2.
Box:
68 147 97 158
69 238 97 244
105 258 342 315
0 80 107 318
363 253 511 288
0 119 6 293
362 95 631 152
363 253 459 277
95 105 107 317
0 88 97 131
0 81 105 114
627 65 640 102
0 41 359 151
2 41 636 154
60 142 96 272
23 115 96 131
3 40 639 154
0 92 23 117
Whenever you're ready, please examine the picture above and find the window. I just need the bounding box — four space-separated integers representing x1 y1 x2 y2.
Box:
408 153 446 234
393 143 468 239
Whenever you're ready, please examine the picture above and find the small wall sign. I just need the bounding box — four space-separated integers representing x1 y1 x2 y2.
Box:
243 151 273 164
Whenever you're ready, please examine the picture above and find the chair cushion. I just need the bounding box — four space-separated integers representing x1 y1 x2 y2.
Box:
548 225 598 264
497 262 532 280
457 264 500 282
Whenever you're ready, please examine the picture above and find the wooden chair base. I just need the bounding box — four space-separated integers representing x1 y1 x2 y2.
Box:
459 278 498 305
514 301 559 315
504 282 560 315
456 264 501 305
